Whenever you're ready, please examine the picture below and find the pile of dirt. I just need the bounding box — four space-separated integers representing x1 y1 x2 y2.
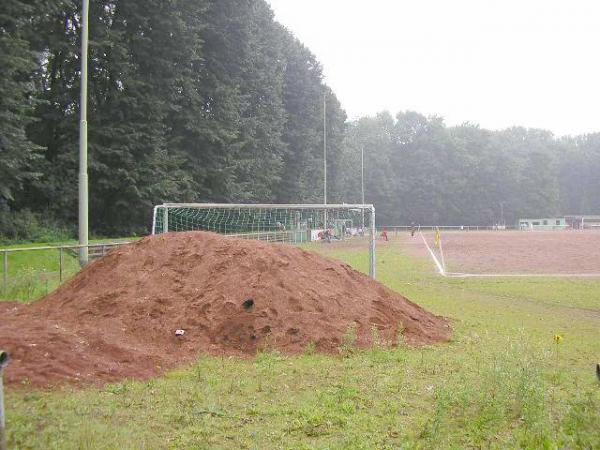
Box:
0 232 451 387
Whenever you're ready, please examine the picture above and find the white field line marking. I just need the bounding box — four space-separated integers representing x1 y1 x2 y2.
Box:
419 231 446 276
444 272 600 278
418 231 600 278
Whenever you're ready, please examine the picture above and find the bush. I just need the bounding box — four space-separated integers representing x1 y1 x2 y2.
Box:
0 205 73 244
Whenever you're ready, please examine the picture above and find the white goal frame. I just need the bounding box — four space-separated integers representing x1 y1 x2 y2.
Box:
152 203 377 279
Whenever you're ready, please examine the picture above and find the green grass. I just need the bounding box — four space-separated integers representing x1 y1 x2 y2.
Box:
3 242 600 449
0 238 137 302
0 246 80 301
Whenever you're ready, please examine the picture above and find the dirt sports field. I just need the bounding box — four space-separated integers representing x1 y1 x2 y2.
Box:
402 230 600 275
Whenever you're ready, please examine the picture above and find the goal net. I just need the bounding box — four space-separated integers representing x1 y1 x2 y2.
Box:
152 203 376 278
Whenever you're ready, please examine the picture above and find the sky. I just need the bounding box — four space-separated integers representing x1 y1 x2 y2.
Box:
266 0 600 136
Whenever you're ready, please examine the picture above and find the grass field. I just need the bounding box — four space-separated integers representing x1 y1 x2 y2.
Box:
0 244 80 301
3 239 600 449
0 238 134 302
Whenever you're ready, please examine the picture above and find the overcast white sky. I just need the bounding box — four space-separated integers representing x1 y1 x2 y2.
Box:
266 0 600 136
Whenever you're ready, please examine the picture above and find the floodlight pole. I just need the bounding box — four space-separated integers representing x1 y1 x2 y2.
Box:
323 92 327 205
78 0 90 267
323 92 327 227
361 145 365 229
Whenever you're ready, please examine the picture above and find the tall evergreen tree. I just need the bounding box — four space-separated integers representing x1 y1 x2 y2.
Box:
0 0 41 204
2 0 598 238
277 32 326 203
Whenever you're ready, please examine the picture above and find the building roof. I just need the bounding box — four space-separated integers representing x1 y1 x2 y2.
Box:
564 215 600 220
519 217 565 221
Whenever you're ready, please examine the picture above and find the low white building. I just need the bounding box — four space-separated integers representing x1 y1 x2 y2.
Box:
518 217 567 231
565 215 600 230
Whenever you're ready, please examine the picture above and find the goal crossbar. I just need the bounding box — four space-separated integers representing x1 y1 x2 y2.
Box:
160 203 374 210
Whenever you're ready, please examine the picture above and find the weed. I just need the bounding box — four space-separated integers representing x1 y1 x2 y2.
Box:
370 324 382 347
339 323 358 357
303 341 317 356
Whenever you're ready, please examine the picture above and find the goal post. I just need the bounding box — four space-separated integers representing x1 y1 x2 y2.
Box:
152 203 376 278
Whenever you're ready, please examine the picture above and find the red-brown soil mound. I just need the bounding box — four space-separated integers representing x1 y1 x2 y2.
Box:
0 232 451 387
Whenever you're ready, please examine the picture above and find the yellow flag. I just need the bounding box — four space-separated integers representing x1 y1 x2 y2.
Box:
434 228 441 248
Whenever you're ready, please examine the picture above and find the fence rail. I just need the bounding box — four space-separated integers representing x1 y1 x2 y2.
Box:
0 229 368 300
377 225 515 234
225 230 306 243
1 242 131 298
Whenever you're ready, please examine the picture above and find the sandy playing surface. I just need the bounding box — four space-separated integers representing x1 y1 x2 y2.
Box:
404 231 600 275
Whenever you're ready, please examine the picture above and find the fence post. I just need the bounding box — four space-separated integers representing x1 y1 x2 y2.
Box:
2 251 7 297
59 247 63 283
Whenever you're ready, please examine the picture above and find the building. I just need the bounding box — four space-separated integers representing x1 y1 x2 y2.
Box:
564 215 600 230
518 217 567 231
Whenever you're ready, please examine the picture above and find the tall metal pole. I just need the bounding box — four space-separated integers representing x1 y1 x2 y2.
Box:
361 146 365 205
323 93 327 228
323 92 327 205
78 0 90 267
361 146 365 229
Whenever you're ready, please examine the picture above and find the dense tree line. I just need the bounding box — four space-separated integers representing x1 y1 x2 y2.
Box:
341 112 600 226
0 0 346 238
1 0 599 239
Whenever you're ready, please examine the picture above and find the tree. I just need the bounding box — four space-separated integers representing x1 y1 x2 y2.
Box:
0 0 41 204
277 34 322 202
2 0 598 237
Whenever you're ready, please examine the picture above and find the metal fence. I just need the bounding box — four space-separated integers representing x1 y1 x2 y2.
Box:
1 228 373 301
1 242 131 299
377 225 515 234
225 230 308 244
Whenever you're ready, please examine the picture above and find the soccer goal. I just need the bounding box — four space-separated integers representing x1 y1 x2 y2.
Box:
152 203 377 278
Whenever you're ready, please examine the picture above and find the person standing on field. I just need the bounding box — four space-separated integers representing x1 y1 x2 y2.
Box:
381 228 388 241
